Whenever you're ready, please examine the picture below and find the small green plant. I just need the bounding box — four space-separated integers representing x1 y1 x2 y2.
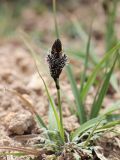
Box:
0 37 120 159
0 0 120 160
66 31 120 121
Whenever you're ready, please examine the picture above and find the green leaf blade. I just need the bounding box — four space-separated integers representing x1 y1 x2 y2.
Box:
66 65 87 124
80 23 92 93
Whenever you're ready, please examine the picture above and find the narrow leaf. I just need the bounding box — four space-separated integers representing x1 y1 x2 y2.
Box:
0 152 26 156
66 65 87 124
98 120 120 130
80 23 92 93
53 0 59 38
83 119 102 147
0 146 40 156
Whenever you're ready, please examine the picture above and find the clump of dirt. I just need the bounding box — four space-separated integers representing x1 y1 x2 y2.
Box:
4 110 35 135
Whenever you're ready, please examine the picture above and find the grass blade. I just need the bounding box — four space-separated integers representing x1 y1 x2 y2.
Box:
80 23 92 93
98 120 120 130
0 146 40 156
83 120 102 147
53 0 59 39
0 152 25 156
66 65 87 124
90 53 118 118
106 114 120 121
35 114 47 129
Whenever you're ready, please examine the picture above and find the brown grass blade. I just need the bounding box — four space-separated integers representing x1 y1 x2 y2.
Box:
0 146 40 156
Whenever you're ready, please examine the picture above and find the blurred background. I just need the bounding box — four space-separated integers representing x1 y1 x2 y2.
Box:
0 0 120 88
0 0 120 54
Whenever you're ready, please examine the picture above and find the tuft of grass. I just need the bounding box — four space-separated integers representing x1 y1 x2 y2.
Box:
90 52 119 118
67 39 120 123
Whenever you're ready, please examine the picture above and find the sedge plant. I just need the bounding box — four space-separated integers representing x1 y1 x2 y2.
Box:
1 36 120 159
0 1 120 160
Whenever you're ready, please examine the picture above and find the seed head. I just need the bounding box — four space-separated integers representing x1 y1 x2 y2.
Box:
46 39 67 82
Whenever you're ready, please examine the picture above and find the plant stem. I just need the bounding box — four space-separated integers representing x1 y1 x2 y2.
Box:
56 79 65 141
53 0 59 39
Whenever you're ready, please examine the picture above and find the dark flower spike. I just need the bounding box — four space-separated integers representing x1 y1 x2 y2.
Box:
46 39 68 89
51 39 62 56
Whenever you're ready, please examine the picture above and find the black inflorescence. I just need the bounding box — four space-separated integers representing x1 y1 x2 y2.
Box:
46 39 67 82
